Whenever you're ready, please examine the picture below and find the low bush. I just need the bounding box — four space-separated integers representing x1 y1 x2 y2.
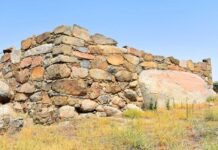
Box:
204 109 218 121
123 109 144 119
206 96 218 102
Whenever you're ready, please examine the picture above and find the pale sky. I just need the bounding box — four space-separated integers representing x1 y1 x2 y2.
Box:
0 0 217 80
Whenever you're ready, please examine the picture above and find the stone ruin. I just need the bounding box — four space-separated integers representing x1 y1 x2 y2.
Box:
0 24 215 126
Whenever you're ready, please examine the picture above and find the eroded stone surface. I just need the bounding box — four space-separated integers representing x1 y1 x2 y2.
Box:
45 64 71 80
90 69 112 81
91 34 117 45
24 44 53 57
0 81 14 104
139 70 216 108
0 24 214 127
52 80 87 96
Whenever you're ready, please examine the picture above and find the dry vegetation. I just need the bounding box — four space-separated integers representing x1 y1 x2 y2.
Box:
1 99 218 150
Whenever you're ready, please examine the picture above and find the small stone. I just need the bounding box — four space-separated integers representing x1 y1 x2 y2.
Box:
72 25 90 41
201 62 208 71
1 53 11 62
168 57 180 65
32 56 43 67
45 64 71 80
80 100 98 112
91 34 117 45
140 61 157 69
9 118 24 133
41 92 52 106
52 44 73 56
168 64 181 71
51 55 78 64
96 112 107 117
124 54 140 65
21 37 36 50
59 106 78 119
72 51 95 60
31 67 44 81
107 55 124 66
123 62 137 72
36 32 51 44
3 47 15 54
96 105 104 112
55 36 85 47
32 107 58 125
187 60 194 71
80 60 91 69
20 57 32 69
111 96 126 108
16 83 35 94
0 81 14 104
126 104 142 111
11 50 21 64
15 69 30 83
157 64 168 70
104 106 121 117
51 96 68 106
115 71 132 82
107 65 122 74
91 56 108 70
126 47 142 57
73 47 89 53
154 56 165 62
98 95 111 104
143 53 154 61
67 97 80 106
88 83 101 99
129 81 138 88
89 45 127 54
105 84 122 94
124 89 137 101
14 93 28 102
4 72 13 79
132 73 138 80
71 67 88 78
0 104 16 118
52 80 87 96
53 25 71 35
89 69 112 81
24 44 53 57
29 92 42 102
13 102 23 112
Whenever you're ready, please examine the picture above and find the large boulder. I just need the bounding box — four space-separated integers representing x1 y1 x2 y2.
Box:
139 70 216 108
0 81 14 104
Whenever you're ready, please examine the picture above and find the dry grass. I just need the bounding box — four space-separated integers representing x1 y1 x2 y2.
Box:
0 103 218 150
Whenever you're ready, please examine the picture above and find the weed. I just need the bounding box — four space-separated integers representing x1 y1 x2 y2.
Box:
206 96 218 102
123 109 144 119
204 108 218 121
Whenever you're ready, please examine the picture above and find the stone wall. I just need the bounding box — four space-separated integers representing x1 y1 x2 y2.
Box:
0 24 213 124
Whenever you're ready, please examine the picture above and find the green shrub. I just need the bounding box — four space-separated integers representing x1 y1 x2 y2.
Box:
166 99 171 110
213 81 218 93
123 109 144 119
148 100 158 110
204 109 218 121
206 96 218 102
